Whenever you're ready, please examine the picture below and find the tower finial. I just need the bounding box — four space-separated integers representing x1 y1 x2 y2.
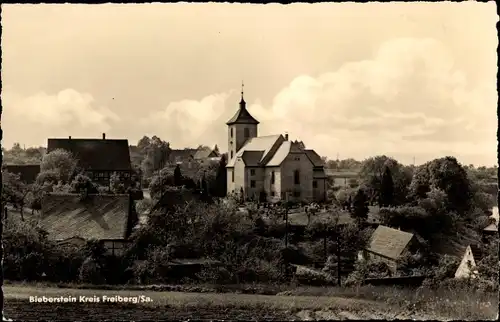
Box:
241 81 244 100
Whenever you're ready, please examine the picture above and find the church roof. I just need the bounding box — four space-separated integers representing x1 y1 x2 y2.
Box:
226 135 283 167
226 100 260 125
304 150 324 167
241 151 265 166
266 141 291 166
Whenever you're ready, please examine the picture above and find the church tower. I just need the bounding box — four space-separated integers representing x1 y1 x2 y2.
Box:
226 82 259 160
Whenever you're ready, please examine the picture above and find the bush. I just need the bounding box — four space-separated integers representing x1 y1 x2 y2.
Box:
79 257 106 285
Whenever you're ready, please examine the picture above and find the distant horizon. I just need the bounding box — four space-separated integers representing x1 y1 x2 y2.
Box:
2 3 497 167
3 139 497 168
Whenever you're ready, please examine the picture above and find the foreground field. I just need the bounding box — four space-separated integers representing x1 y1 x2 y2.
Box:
3 285 497 321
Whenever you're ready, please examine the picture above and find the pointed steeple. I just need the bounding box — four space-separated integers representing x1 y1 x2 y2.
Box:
226 82 259 125
240 81 246 107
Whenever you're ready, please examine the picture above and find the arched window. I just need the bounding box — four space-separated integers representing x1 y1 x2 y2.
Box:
231 151 234 159
244 128 250 138
230 128 233 138
271 171 275 184
294 170 300 185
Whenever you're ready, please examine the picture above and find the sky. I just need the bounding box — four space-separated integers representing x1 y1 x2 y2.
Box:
1 2 498 166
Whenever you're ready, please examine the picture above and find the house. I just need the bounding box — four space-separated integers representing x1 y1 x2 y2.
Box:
169 148 197 164
483 206 499 235
39 193 138 256
193 146 220 163
3 164 40 184
325 170 360 188
47 133 132 186
360 225 419 273
454 245 483 279
226 88 327 203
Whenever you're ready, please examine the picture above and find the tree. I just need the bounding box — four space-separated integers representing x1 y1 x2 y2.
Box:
1 171 30 220
409 157 472 214
351 189 369 222
359 155 411 206
173 165 182 187
214 154 227 197
40 149 78 184
379 166 394 207
140 136 172 179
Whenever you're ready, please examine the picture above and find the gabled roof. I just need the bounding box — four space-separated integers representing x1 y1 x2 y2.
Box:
304 150 324 167
241 151 265 166
169 149 197 162
47 138 132 171
226 135 283 167
3 164 40 184
226 101 259 125
40 193 132 241
266 141 291 166
366 225 415 260
194 146 220 160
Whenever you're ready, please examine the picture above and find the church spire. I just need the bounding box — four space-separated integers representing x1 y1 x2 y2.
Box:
240 81 246 107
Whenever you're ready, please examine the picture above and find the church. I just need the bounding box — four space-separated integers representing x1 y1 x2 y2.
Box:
226 86 327 203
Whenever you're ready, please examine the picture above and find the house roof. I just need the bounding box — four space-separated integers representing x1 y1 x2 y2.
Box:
241 151 265 166
266 141 291 166
39 193 131 241
325 169 360 178
226 101 259 125
226 134 283 167
47 138 132 171
169 149 197 162
194 147 219 160
483 206 499 232
304 150 324 167
366 225 415 260
3 164 40 184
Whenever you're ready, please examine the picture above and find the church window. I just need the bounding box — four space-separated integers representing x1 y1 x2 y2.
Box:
250 169 255 176
271 171 275 184
293 191 301 197
232 170 234 182
294 170 300 185
271 191 275 196
250 180 256 188
230 128 233 138
313 180 318 188
244 128 250 138
231 151 234 159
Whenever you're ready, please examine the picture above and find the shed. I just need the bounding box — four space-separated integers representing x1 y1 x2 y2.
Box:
361 225 418 273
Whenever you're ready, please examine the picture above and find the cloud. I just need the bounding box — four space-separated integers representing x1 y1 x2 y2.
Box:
138 91 233 148
2 89 119 146
248 37 496 162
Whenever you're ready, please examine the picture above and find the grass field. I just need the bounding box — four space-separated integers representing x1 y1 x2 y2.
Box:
3 284 497 321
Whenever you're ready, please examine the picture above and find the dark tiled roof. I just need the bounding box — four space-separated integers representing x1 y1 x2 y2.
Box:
194 147 220 160
47 138 132 171
40 193 132 241
304 150 324 167
366 225 415 260
226 102 259 125
3 164 40 184
241 151 265 166
169 149 197 163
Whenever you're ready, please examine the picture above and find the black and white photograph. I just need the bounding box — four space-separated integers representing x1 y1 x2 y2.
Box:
0 2 498 321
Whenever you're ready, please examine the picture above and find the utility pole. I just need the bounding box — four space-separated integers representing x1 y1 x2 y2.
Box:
336 233 341 286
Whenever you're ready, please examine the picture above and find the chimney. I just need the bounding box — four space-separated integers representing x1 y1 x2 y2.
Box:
284 133 289 141
69 136 71 139
102 133 106 140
